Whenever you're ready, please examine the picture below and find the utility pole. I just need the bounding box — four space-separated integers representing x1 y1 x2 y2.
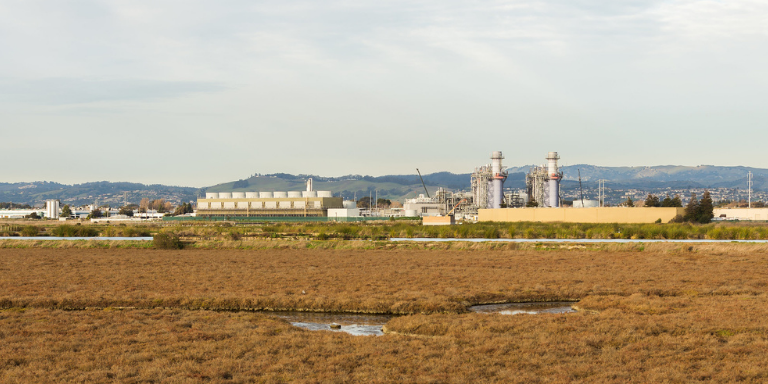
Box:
748 171 753 208
598 180 607 207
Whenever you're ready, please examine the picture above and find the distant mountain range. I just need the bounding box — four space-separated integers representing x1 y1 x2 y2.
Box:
0 181 200 207
2 165 764 206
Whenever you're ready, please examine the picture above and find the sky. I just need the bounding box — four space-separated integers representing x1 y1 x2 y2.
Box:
1 0 767 187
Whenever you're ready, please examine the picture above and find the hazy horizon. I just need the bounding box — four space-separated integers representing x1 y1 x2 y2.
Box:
2 1 767 187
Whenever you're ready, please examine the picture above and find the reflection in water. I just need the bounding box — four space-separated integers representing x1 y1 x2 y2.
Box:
470 302 576 315
269 312 393 336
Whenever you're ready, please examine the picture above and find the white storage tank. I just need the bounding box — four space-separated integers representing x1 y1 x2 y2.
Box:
405 209 418 217
205 192 219 199
288 191 302 198
232 192 246 198
343 200 357 209
317 191 332 198
219 192 232 199
246 192 258 198
302 191 317 198
274 191 288 198
573 199 599 208
259 192 273 198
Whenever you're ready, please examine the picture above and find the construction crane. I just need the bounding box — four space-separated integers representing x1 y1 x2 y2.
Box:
416 168 430 198
446 199 467 217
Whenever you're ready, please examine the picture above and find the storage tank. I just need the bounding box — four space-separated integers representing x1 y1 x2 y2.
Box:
232 192 246 198
259 192 273 198
573 199 599 208
317 191 332 198
245 192 258 198
219 192 232 199
274 191 288 198
343 200 357 209
302 191 317 198
205 192 219 199
288 191 302 198
405 209 418 217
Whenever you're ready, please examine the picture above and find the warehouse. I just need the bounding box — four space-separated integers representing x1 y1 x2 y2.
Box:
197 190 343 217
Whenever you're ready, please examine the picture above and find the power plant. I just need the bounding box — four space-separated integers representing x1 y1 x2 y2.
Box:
197 181 344 218
197 150 564 220
470 151 509 210
526 151 563 208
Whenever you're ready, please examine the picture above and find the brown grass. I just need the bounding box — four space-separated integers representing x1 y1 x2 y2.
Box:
2 245 768 314
3 296 768 383
3 244 768 382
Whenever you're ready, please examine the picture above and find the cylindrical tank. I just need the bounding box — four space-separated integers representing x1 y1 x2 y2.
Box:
317 191 332 198
232 192 246 198
405 209 418 217
205 192 219 199
306 178 313 192
302 191 317 198
218 192 232 199
343 200 357 209
274 191 288 198
245 192 258 198
288 191 302 198
573 199 599 208
259 192 273 198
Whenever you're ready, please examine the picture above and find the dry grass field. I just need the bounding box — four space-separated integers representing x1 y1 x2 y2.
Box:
2 243 768 382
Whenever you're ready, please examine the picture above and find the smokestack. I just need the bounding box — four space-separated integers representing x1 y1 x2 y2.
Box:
491 151 507 209
546 152 560 208
307 178 313 192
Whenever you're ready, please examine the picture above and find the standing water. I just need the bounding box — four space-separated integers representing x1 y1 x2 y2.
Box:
470 302 576 315
269 312 393 336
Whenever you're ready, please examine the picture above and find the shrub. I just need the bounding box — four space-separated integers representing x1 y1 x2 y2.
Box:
51 225 98 237
154 233 184 249
21 226 39 237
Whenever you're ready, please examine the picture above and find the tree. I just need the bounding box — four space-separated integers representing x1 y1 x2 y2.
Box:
644 194 661 207
671 195 683 207
623 198 634 207
684 192 699 222
139 198 150 213
173 202 194 216
88 208 103 219
119 206 134 217
661 195 674 207
376 198 391 208
697 190 714 224
25 212 41 219
526 200 539 208
357 196 371 209
61 205 72 217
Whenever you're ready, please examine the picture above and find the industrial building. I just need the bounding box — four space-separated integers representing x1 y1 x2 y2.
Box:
197 181 344 217
714 208 768 221
526 152 563 208
480 207 685 224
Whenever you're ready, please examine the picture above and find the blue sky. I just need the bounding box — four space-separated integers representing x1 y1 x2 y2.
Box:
1 0 767 187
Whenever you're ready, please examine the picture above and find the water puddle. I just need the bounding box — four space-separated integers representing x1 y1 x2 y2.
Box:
470 302 576 315
269 312 393 336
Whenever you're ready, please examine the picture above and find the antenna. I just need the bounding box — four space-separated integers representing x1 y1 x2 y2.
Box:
578 169 584 207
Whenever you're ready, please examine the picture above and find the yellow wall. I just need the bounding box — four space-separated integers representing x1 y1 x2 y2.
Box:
479 207 685 224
